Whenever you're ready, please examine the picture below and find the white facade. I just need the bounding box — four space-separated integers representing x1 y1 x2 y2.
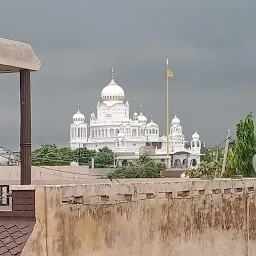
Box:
69 69 201 168
0 147 19 166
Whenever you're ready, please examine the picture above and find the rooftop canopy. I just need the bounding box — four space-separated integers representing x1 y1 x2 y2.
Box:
0 37 40 185
0 37 41 73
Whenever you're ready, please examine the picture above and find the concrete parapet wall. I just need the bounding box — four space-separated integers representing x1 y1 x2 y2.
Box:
0 166 111 185
22 178 256 256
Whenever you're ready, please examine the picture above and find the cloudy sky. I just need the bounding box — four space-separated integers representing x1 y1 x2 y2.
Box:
0 0 255 150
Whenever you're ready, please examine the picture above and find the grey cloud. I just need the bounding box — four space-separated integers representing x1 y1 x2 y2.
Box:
0 0 255 149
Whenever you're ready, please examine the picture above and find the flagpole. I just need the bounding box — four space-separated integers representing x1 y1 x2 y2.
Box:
166 58 170 168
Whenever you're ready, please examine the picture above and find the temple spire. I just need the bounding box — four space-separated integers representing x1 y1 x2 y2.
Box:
111 68 114 79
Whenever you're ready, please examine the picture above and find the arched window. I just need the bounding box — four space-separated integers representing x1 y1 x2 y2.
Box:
122 159 128 166
98 129 101 137
197 141 200 147
192 159 197 167
115 129 119 135
105 129 108 137
95 130 98 138
84 128 86 138
132 129 137 136
110 129 114 137
91 130 94 138
182 159 187 167
174 159 182 167
78 128 81 138
192 141 195 147
102 129 105 137
152 128 155 134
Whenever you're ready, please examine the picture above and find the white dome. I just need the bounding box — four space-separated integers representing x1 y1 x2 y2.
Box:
73 110 85 122
101 78 124 101
171 115 180 125
133 112 138 116
138 112 147 123
147 120 158 127
192 131 200 140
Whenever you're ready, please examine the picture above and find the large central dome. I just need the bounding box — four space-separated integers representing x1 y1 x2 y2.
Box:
101 69 125 101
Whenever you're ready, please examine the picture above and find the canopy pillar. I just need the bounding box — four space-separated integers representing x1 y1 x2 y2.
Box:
0 38 41 185
20 70 31 185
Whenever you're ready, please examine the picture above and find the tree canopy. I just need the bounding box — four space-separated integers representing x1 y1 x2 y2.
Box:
188 113 256 178
233 113 256 177
107 155 166 179
31 144 114 168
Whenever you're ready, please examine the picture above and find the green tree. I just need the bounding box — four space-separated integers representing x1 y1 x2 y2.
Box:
107 155 166 179
94 147 114 168
188 139 237 178
187 159 222 178
32 144 115 168
32 144 74 166
233 113 256 177
73 148 96 166
200 147 213 163
223 146 236 177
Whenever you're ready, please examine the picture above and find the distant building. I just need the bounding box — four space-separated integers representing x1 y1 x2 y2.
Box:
0 147 20 166
69 69 201 169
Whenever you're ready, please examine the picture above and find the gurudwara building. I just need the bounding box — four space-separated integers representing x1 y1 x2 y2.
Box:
69 70 201 169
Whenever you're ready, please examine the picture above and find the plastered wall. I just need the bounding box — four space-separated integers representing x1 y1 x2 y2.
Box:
22 178 256 256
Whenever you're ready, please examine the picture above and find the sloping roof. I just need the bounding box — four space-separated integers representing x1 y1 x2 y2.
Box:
0 38 41 73
0 187 36 256
0 219 35 256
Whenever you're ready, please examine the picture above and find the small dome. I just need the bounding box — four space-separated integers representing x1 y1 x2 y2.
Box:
147 120 158 127
138 112 147 123
101 78 124 101
90 113 96 121
73 110 85 122
133 112 138 116
192 131 200 140
171 115 180 125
